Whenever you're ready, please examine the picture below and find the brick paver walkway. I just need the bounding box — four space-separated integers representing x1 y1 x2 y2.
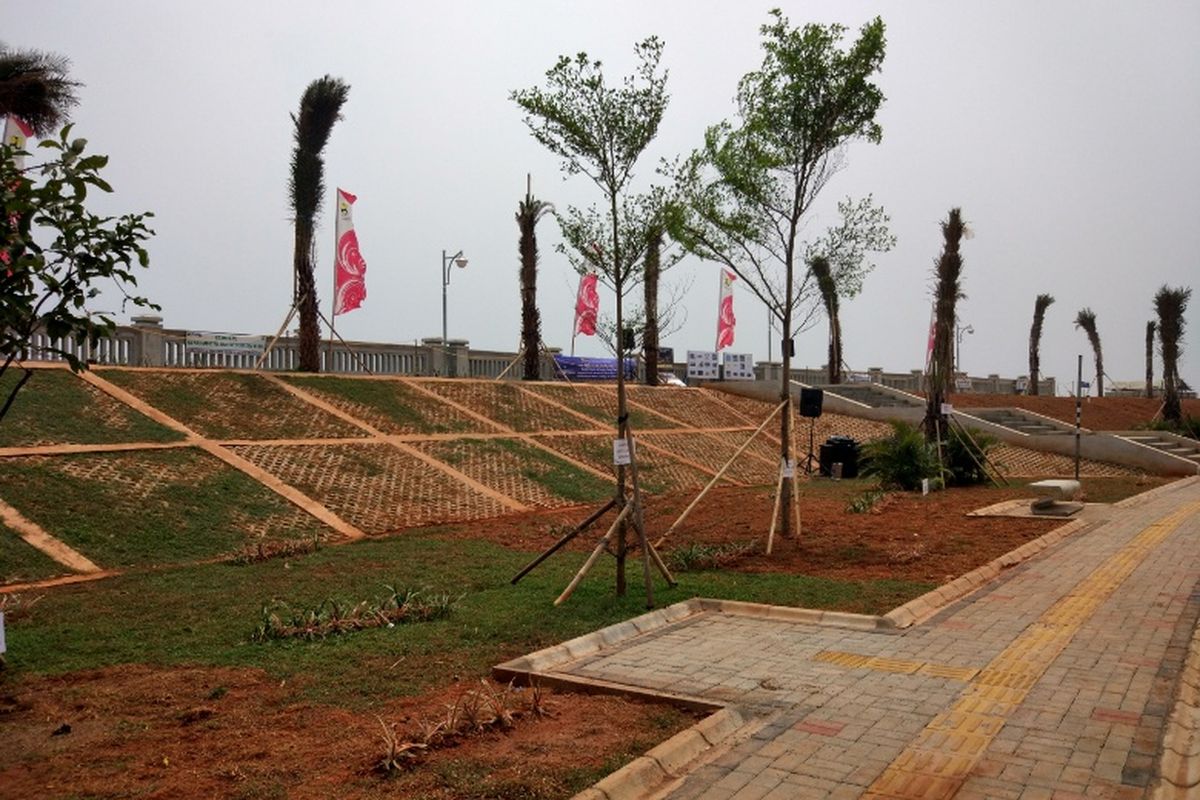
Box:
539 479 1200 799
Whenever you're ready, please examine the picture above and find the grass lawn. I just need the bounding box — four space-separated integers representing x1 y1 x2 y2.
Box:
0 523 69 585
0 449 331 569
1 531 932 705
0 370 182 447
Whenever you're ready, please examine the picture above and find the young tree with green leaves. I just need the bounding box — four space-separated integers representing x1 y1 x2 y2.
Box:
669 12 887 536
1145 320 1157 398
0 43 80 136
1028 294 1054 396
515 177 553 380
512 37 668 596
924 208 967 443
1074 307 1103 397
1 128 155 422
290 76 349 372
1155 285 1191 424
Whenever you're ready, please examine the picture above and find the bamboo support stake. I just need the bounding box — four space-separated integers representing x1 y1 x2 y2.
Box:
255 302 301 370
644 537 677 586
653 400 787 549
493 347 524 381
555 502 633 606
789 398 801 538
511 498 616 584
765 469 785 555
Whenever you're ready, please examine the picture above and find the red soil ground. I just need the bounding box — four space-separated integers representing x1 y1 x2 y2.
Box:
945 393 1200 432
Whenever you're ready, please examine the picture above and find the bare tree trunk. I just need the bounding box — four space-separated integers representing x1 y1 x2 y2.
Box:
643 225 661 386
610 191 628 596
295 224 320 372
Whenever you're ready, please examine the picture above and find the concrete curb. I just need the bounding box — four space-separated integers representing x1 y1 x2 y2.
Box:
570 706 753 800
1115 475 1200 509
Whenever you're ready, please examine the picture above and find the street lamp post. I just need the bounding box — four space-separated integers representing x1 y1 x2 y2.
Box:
955 323 974 374
441 249 468 375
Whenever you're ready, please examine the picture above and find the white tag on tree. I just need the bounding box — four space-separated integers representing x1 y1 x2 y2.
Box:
612 439 631 466
941 403 954 415
921 478 930 496
781 458 795 478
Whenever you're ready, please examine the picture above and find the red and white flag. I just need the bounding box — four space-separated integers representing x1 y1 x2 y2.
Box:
3 115 33 170
332 188 366 316
573 272 599 337
716 269 736 350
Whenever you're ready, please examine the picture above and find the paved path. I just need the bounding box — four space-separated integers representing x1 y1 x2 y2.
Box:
525 479 1200 799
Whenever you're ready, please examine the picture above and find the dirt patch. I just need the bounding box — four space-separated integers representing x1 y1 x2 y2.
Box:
438 477 1166 584
0 664 698 800
945 393 1200 432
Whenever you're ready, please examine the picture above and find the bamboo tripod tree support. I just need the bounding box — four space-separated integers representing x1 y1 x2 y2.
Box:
767 396 802 555
654 399 787 549
511 426 675 608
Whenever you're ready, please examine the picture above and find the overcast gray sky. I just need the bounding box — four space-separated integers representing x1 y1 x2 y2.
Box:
6 1 1198 394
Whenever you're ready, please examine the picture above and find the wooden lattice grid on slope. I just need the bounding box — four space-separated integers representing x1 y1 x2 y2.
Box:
0 448 336 566
230 443 510 533
532 433 712 495
415 380 593 432
625 385 757 430
0 368 183 448
521 383 680 430
100 369 367 441
410 438 609 509
281 375 497 436
640 432 774 486
992 445 1141 478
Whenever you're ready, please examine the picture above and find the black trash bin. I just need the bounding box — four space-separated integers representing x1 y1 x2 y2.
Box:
818 435 860 478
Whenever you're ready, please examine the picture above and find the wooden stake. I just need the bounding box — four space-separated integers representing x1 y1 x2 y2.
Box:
789 397 801 538
555 502 633 606
653 399 786 549
765 469 785 555
510 498 617 584
255 301 301 370
644 538 677 586
315 308 374 375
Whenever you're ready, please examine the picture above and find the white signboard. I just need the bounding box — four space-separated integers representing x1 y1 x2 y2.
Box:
780 458 795 479
186 331 266 356
940 403 954 415
612 438 632 466
686 350 719 380
722 352 755 381
955 378 972 391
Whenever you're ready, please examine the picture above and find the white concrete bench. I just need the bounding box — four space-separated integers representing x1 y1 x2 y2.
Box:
1029 479 1082 516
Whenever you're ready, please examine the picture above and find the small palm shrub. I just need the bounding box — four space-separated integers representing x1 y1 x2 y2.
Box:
860 421 938 491
943 428 997 486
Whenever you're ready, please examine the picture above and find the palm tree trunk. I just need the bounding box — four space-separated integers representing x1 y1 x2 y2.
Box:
518 206 542 381
295 224 320 372
643 225 662 386
925 209 964 443
829 311 842 384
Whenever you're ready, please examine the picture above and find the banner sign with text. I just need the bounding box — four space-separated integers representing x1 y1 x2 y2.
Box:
186 331 266 356
553 355 635 381
722 352 755 381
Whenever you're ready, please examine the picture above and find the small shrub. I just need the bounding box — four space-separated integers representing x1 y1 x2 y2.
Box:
860 421 938 491
226 536 321 565
667 541 758 572
1142 416 1200 440
252 585 455 642
846 487 887 513
943 428 997 486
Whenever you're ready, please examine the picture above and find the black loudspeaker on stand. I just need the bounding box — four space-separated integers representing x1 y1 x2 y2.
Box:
799 388 823 473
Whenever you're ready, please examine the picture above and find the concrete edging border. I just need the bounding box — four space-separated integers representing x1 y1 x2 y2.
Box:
1151 614 1200 798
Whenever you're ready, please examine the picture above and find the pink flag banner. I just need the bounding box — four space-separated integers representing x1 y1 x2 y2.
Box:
332 188 366 316
574 273 599 337
716 269 737 350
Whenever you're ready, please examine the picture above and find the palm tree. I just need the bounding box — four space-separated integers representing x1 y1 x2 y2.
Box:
1074 308 1103 397
924 208 966 442
1155 285 1191 424
1028 294 1054 396
289 76 349 372
810 255 842 384
516 177 552 380
1145 320 1157 398
0 44 79 136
